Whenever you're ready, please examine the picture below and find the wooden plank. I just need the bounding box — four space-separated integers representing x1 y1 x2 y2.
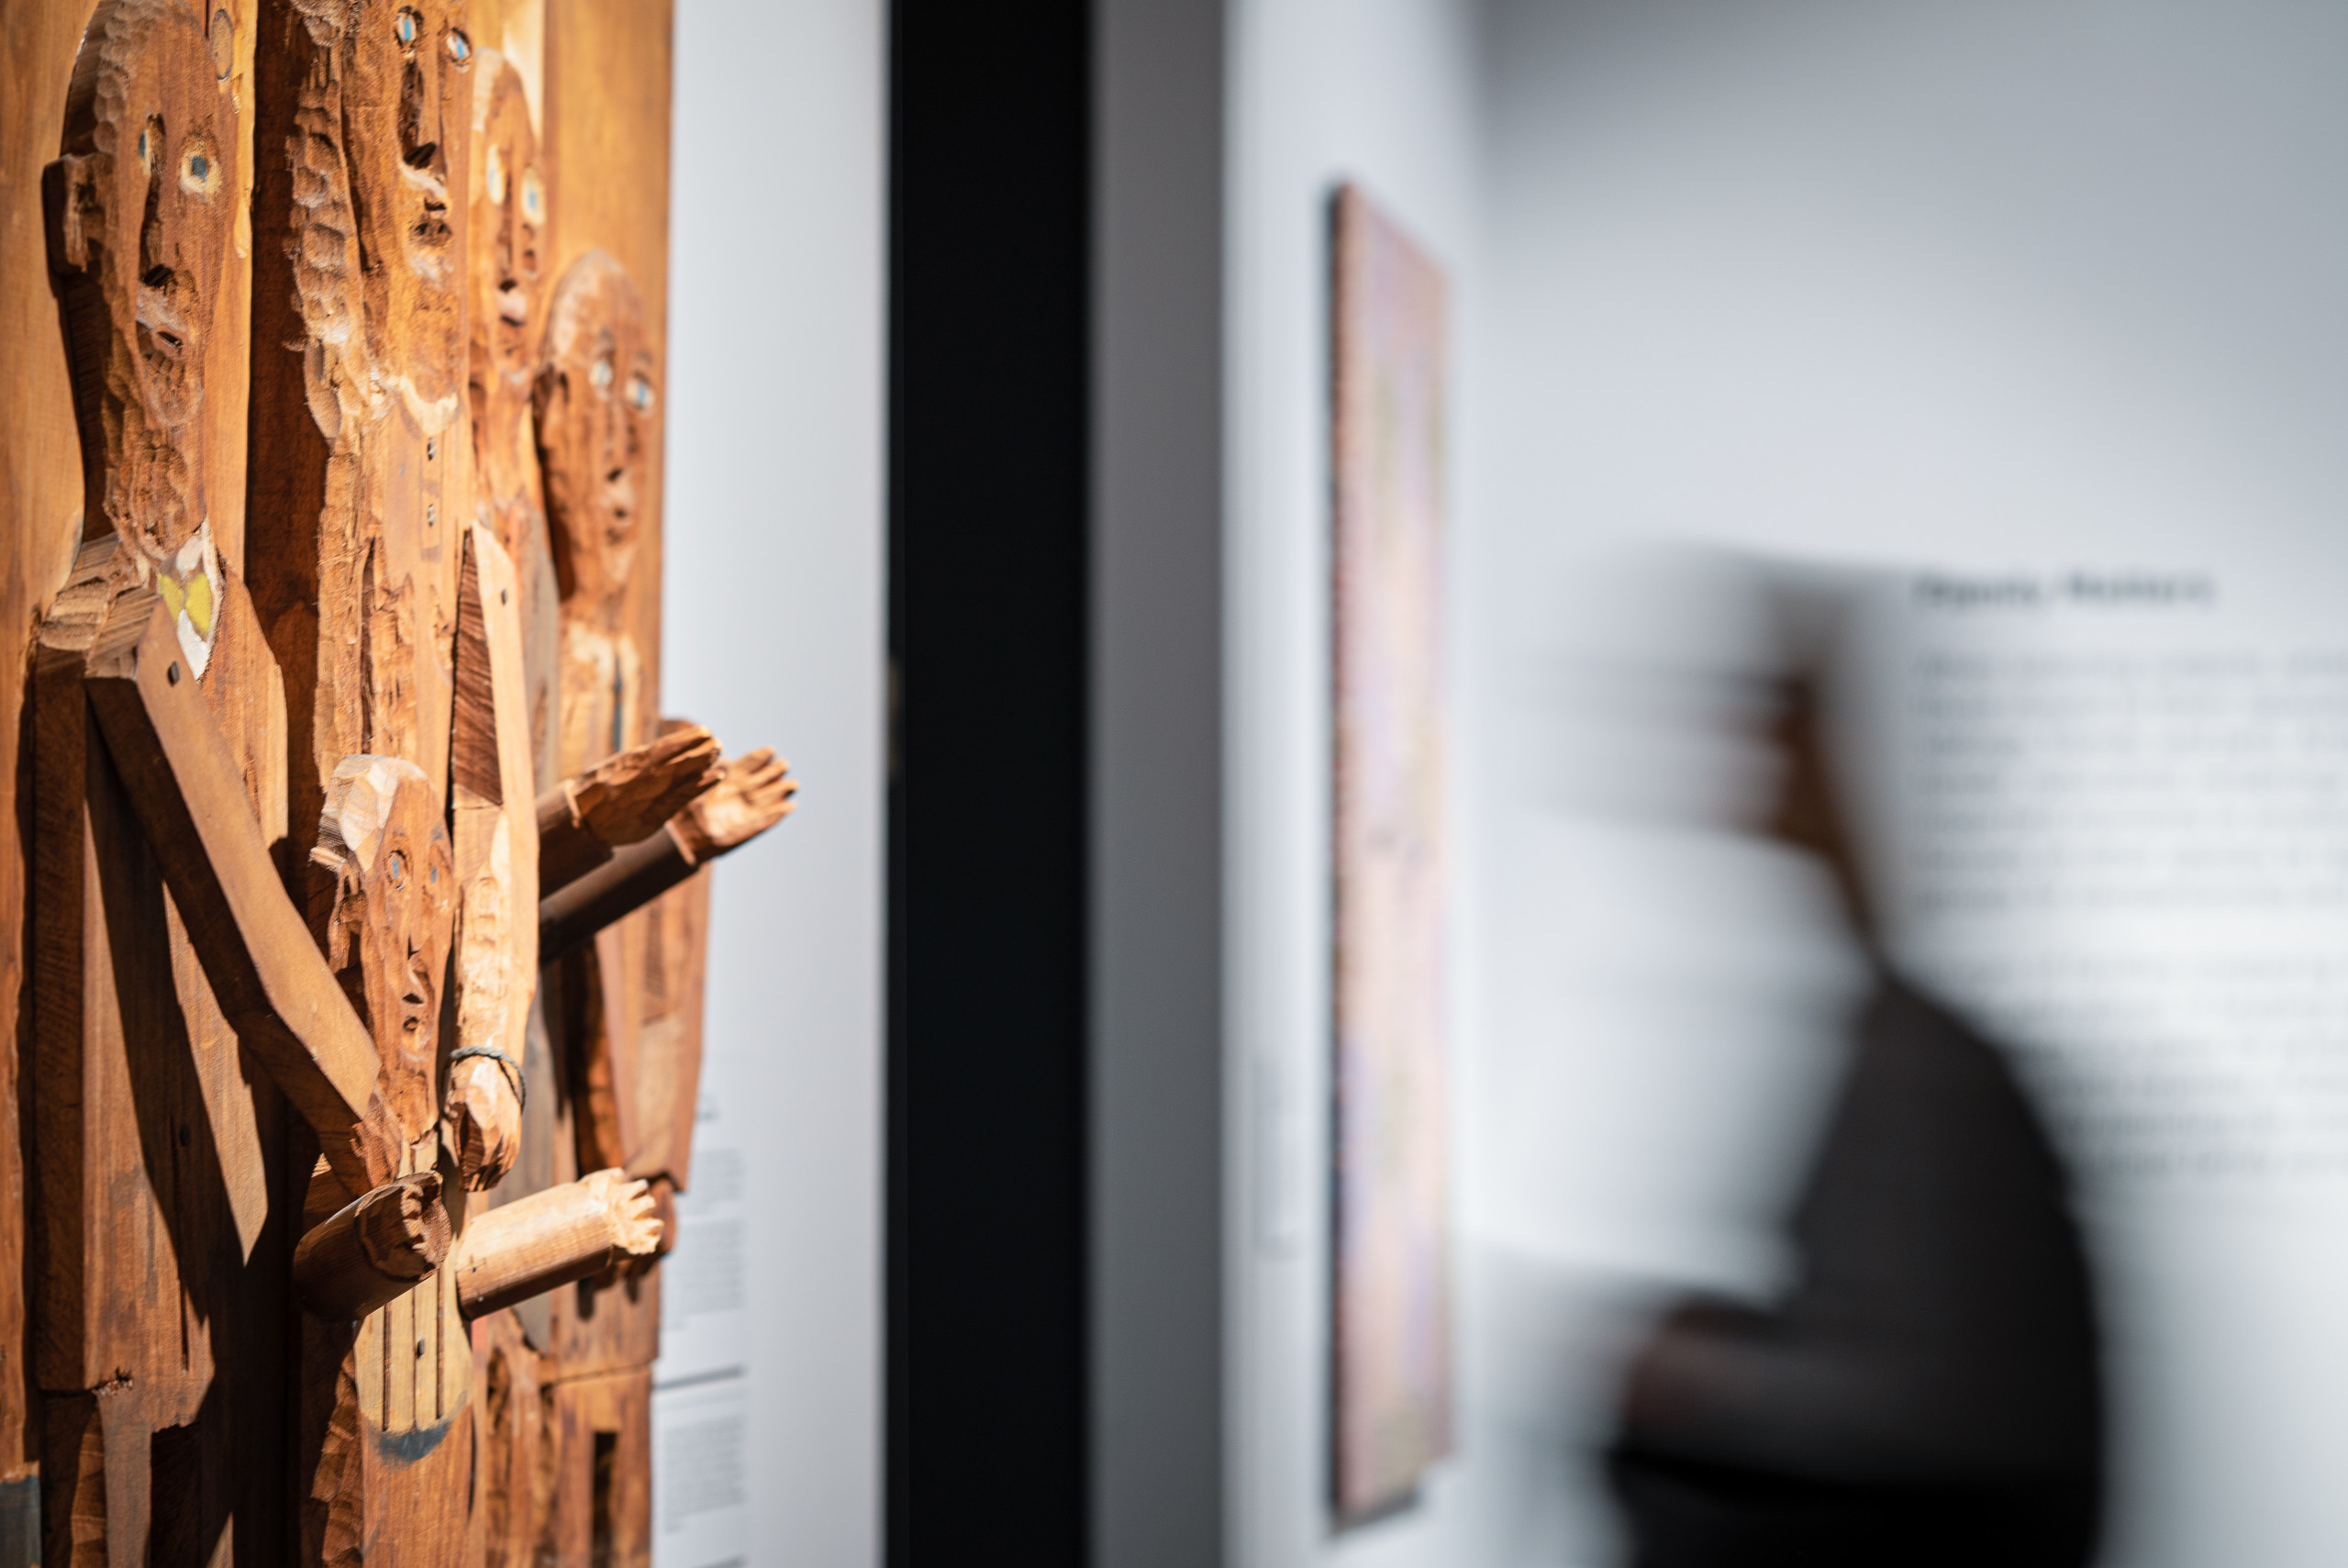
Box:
631 864 710 1190
82 591 400 1195
544 1367 651 1568
28 548 119 1396
470 1310 552 1568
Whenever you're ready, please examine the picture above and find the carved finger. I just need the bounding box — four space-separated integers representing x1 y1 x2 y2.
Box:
570 725 723 843
618 1177 680 1278
677 750 799 858
582 1166 664 1257
538 728 726 895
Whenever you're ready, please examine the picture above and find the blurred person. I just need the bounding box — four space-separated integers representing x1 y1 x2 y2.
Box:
1605 664 2105 1568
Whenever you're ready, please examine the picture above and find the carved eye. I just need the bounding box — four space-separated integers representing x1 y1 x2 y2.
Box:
628 374 656 413
591 357 614 393
446 28 472 66
485 145 506 204
518 167 545 226
138 118 161 175
387 850 407 887
395 9 419 49
209 10 233 79
180 139 220 196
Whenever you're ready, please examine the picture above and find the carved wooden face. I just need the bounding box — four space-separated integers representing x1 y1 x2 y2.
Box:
471 59 542 410
536 251 658 619
48 0 238 584
319 757 458 1142
344 0 474 406
467 54 543 552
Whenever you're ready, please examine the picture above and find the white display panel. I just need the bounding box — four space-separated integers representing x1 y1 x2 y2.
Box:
1859 562 2348 1567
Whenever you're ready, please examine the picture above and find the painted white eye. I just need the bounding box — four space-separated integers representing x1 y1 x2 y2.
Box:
180 139 220 196
485 145 506 205
395 9 419 49
627 374 656 413
447 28 472 66
138 118 160 174
519 168 544 225
591 357 614 392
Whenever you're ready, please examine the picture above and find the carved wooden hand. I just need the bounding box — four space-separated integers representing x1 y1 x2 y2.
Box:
536 724 722 894
673 746 798 860
538 741 798 964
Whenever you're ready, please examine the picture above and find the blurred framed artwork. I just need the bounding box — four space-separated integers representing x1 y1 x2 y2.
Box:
1329 181 1453 1521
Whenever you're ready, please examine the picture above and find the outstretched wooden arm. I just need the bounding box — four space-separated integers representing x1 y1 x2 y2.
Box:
293 1173 452 1319
448 1169 662 1318
82 588 402 1195
538 746 797 964
536 726 723 895
539 822 698 965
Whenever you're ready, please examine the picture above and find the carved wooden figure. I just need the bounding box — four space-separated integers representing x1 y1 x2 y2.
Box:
539 250 657 782
32 7 281 1561
532 252 664 1363
464 50 563 785
247 0 479 845
521 243 803 1568
10 4 800 1564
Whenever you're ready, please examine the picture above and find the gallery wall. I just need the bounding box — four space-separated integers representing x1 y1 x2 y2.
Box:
656 0 885 1561
1223 0 1490 1562
1472 2 2348 1565
671 0 2348 1562
1205 1 2348 1566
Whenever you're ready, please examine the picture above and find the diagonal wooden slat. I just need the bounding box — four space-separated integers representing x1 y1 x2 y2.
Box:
82 586 399 1196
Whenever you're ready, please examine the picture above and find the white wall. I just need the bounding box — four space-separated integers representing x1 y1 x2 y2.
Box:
1224 0 1492 1562
657 0 885 1562
1222 2 2348 1564
1473 4 2348 1565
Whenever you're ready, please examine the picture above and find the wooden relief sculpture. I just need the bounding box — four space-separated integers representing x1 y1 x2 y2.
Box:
8 2 786 1564
540 250 654 780
32 6 284 1561
464 51 562 785
475 240 794 1566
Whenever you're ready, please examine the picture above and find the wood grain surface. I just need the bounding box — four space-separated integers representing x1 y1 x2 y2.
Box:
6 2 704 1562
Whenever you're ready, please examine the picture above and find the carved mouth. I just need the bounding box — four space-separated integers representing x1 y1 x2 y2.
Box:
401 161 450 207
137 279 192 360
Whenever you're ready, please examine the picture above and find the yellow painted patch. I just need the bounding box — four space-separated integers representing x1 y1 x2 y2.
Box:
184 571 214 638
